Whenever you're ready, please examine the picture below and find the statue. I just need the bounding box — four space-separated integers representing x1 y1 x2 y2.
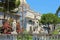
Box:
2 20 12 34
11 20 17 34
16 22 21 33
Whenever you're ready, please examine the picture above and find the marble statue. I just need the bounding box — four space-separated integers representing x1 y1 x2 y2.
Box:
11 20 17 34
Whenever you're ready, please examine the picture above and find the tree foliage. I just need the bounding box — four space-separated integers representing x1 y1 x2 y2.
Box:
0 0 20 19
40 13 59 25
0 0 20 12
56 6 60 16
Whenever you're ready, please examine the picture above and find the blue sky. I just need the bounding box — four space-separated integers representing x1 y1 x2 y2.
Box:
26 0 60 14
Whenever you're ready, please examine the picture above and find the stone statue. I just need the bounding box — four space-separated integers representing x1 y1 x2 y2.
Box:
11 20 17 34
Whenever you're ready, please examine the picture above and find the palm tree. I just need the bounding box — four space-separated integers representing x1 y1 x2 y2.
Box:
0 0 20 19
56 6 60 16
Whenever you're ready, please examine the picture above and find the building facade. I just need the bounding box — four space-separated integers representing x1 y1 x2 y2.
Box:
19 0 41 32
25 9 41 32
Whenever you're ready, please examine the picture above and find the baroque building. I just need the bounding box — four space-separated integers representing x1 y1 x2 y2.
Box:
19 0 41 32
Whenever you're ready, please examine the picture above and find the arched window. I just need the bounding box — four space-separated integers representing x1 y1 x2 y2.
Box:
28 20 35 25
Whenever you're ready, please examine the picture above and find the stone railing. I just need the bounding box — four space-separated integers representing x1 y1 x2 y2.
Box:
0 34 60 40
0 34 17 40
17 33 60 40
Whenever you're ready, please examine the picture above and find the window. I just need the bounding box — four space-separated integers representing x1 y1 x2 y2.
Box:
29 20 32 23
28 20 32 24
28 20 35 25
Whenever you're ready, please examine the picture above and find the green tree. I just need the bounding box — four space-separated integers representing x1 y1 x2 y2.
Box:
4 0 20 11
0 0 20 19
39 13 59 33
40 13 56 25
52 14 59 29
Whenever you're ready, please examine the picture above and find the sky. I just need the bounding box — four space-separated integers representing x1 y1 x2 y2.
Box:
26 0 60 14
